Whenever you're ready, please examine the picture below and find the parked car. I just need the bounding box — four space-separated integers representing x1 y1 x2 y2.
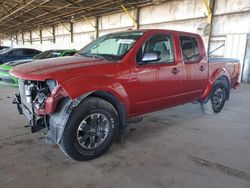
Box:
0 46 9 51
0 49 77 86
33 49 77 59
0 48 41 64
11 29 240 161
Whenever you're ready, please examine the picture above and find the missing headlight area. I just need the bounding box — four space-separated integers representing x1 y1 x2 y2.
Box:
15 79 53 132
22 80 52 108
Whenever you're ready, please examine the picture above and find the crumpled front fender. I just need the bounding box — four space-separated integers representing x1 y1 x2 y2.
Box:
60 75 130 113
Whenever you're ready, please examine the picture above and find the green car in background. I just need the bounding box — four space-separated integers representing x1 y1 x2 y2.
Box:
0 49 77 87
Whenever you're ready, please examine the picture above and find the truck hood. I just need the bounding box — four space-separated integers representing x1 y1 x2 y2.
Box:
10 55 117 81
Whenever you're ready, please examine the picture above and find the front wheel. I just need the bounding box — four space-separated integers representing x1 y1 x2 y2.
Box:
59 97 119 161
201 83 226 114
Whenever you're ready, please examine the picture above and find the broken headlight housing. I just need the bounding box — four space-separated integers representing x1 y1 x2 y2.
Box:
33 80 58 109
33 88 50 109
23 79 57 110
46 79 57 92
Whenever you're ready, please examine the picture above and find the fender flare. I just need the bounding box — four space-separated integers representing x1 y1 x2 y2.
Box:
200 68 231 101
47 91 127 144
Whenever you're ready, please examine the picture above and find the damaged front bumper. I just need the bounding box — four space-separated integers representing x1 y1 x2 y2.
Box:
13 81 75 144
12 79 67 135
13 93 46 133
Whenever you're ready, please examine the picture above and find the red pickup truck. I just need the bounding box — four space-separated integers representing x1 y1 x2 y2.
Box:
11 29 240 161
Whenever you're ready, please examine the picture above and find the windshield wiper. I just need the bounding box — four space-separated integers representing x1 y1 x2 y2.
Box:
97 54 118 60
79 53 105 59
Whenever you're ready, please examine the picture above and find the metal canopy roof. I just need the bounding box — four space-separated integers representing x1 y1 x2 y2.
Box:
0 0 163 37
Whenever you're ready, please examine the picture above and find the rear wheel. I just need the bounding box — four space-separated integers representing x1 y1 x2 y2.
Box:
201 83 226 114
59 97 119 161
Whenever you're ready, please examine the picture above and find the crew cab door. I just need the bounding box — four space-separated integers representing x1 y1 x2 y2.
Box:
178 35 208 101
130 33 182 115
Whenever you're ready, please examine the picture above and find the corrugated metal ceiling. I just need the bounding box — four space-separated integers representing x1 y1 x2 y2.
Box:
0 0 168 36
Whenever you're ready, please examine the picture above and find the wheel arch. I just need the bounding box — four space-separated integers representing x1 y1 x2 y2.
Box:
48 90 127 144
87 91 127 138
200 68 231 101
215 76 230 100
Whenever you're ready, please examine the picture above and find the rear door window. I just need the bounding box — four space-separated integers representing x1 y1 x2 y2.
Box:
179 36 201 62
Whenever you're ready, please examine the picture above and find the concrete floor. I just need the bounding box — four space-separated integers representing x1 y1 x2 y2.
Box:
0 84 250 188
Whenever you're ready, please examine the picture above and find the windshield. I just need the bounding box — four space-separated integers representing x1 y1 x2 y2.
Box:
78 31 144 61
33 50 64 60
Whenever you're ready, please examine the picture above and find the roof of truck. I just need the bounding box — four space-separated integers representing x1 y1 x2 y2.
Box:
114 29 200 36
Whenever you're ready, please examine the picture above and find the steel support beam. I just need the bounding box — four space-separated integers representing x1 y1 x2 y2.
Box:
95 17 99 39
0 0 36 23
16 35 18 45
135 8 140 29
70 22 74 43
208 0 215 54
202 0 212 24
82 15 98 39
22 32 24 45
0 0 156 35
52 26 56 43
202 0 216 54
40 30 42 44
30 31 32 44
121 5 138 29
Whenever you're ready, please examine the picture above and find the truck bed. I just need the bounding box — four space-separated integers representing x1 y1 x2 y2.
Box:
209 58 240 88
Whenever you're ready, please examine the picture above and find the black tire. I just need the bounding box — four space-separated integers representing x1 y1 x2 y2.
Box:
201 82 226 114
59 97 119 161
211 83 226 113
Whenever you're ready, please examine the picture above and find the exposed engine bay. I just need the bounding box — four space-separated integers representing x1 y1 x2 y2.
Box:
14 79 57 133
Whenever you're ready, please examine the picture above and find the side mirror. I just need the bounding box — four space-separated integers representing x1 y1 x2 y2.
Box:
140 52 160 64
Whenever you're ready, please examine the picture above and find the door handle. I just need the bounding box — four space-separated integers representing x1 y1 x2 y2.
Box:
199 66 205 72
171 67 180 75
